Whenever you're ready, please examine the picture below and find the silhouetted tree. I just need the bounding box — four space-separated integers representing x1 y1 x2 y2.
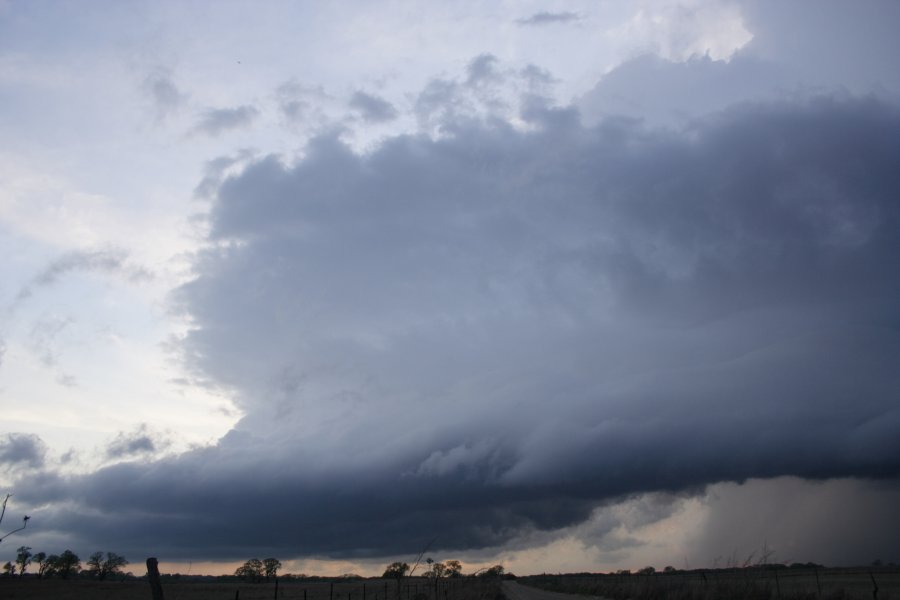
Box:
637 566 655 575
87 551 128 580
383 561 410 579
31 552 47 578
2 561 14 577
479 565 504 578
445 560 462 578
424 558 449 595
263 558 282 581
235 558 264 582
87 552 103 577
15 546 32 576
43 554 59 577
58 550 81 579
424 558 448 580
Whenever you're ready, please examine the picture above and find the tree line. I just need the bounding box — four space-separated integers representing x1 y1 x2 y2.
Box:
234 557 282 582
2 546 129 580
229 557 508 585
383 559 509 581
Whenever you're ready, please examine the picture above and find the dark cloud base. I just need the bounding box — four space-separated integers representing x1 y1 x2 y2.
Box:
17 94 900 561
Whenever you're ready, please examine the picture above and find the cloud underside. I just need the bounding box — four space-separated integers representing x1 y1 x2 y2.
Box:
20 94 900 560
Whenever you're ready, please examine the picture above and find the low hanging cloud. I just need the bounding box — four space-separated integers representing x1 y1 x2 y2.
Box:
16 89 900 561
349 91 398 123
105 424 169 460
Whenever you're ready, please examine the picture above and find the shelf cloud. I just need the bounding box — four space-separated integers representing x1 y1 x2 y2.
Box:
18 91 900 559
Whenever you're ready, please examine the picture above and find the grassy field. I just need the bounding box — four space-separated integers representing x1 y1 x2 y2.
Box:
522 567 900 600
0 576 504 600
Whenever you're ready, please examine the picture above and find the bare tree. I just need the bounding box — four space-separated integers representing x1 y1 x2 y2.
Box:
0 494 30 544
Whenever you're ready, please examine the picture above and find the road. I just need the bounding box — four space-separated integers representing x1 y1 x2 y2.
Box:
502 581 610 600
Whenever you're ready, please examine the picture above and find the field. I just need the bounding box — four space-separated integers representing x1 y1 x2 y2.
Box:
4 569 900 600
522 567 900 600
0 576 504 600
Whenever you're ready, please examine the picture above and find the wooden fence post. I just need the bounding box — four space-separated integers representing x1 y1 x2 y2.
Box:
146 557 165 600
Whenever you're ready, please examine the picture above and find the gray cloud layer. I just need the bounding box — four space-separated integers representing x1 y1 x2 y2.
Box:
17 90 900 560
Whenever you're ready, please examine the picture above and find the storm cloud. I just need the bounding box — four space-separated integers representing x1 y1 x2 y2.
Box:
18 91 900 560
1 433 46 470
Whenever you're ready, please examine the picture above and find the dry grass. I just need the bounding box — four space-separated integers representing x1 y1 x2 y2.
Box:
0 576 504 600
522 568 900 600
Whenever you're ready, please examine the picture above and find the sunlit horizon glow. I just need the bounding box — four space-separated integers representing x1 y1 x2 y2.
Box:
2 0 899 575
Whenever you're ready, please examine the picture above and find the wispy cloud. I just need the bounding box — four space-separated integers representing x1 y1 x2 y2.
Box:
143 68 187 121
192 105 259 137
13 248 151 308
516 11 582 26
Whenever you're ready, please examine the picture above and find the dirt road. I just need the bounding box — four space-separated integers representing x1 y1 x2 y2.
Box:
502 581 609 600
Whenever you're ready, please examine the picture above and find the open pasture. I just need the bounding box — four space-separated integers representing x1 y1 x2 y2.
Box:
0 576 502 600
523 568 900 600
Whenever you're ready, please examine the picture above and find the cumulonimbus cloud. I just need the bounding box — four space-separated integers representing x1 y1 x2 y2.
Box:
16 90 900 560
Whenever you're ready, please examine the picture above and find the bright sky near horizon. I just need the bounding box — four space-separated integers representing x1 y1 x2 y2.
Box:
2 0 900 576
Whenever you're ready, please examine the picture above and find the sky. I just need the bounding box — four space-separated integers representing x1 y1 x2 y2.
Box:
1 0 900 576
